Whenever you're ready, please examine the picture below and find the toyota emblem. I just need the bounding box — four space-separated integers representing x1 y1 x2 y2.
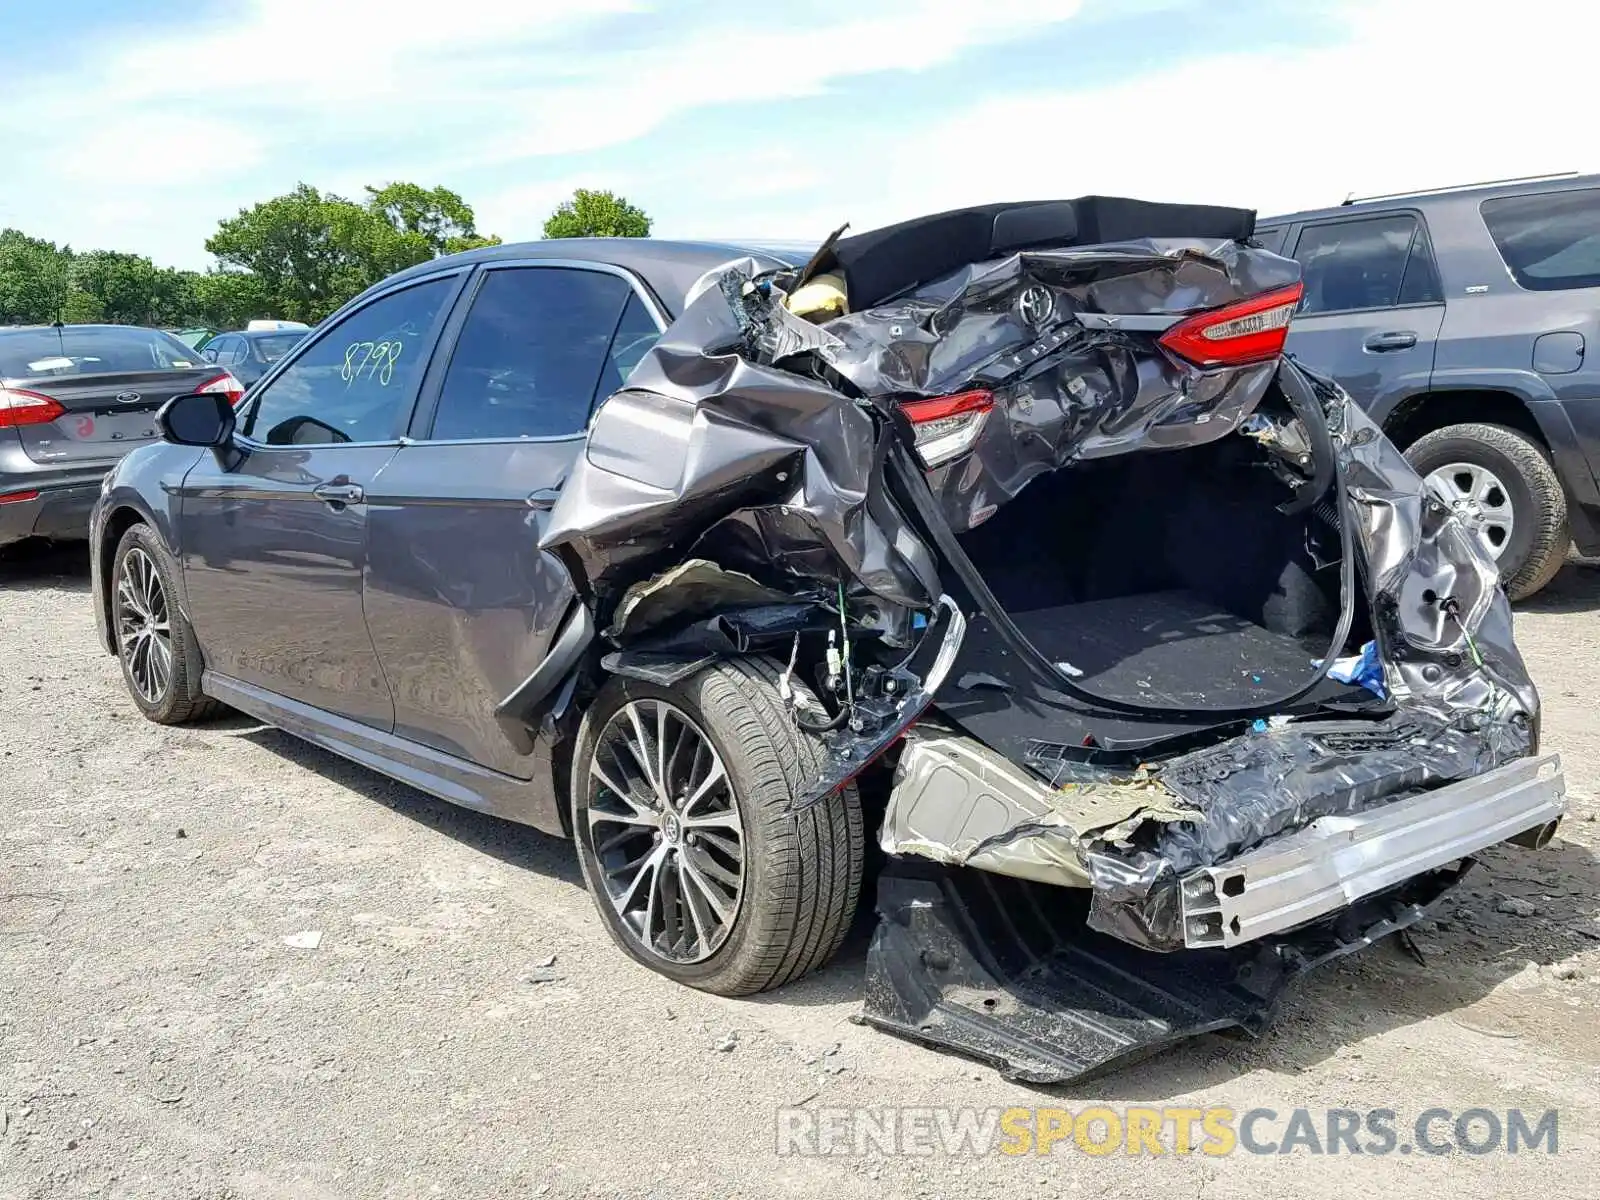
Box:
115 390 142 404
1017 285 1053 328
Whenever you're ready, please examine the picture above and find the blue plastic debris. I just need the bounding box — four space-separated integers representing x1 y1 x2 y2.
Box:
1316 640 1386 699
1251 718 1268 733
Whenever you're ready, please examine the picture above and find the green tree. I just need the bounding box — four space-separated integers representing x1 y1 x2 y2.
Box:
542 188 652 239
206 181 502 321
0 229 73 324
70 250 163 324
190 270 270 329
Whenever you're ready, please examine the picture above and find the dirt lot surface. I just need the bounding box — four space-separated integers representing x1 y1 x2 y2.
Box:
2 539 1598 1199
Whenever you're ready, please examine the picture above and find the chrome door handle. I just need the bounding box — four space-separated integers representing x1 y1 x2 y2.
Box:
313 482 364 505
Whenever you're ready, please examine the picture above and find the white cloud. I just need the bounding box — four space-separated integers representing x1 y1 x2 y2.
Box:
0 0 1083 264
781 0 1600 232
8 0 1598 269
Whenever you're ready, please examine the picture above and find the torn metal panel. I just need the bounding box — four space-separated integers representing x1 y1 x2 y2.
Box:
860 862 1468 1085
880 725 1197 887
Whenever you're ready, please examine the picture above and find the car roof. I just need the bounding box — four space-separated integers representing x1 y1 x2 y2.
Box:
382 237 815 317
1261 171 1600 226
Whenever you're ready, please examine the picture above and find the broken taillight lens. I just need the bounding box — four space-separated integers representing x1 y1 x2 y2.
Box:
1157 283 1304 368
901 389 993 468
0 387 65 429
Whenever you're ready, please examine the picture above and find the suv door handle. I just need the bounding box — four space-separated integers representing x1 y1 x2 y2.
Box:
313 482 365 506
1364 331 1418 352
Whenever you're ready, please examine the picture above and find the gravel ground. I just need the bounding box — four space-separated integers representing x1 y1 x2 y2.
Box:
2 539 1598 1199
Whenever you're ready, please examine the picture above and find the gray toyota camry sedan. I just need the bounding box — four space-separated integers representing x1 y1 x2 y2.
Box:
89 205 1566 1082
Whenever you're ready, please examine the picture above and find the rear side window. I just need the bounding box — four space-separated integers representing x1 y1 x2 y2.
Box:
591 293 662 407
1482 188 1600 290
0 326 202 378
1253 226 1289 255
1291 214 1440 315
429 267 632 441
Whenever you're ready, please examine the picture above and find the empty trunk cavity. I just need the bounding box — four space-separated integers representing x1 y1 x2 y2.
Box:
955 431 1373 714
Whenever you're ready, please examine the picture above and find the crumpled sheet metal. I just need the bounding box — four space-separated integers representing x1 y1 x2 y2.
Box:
542 240 1299 600
879 726 1198 887
759 238 1298 534
541 258 936 610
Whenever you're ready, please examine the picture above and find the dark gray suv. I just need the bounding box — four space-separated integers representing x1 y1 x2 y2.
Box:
1259 173 1600 599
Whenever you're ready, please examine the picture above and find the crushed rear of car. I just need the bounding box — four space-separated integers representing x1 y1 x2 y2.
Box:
541 197 1566 1082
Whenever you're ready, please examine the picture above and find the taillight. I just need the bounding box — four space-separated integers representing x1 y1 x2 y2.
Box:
197 371 246 407
0 387 66 429
900 389 993 468
1157 283 1304 368
0 489 41 505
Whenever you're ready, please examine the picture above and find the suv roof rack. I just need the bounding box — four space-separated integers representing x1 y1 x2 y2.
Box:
1339 172 1580 206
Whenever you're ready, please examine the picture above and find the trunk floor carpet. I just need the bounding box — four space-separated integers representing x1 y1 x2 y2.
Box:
1008 587 1328 708
860 862 1468 1084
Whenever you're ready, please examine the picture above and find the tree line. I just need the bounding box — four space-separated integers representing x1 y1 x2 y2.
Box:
0 185 652 330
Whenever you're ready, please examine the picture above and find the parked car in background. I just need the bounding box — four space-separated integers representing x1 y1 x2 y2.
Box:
200 324 311 389
0 324 242 549
88 206 1563 1082
1259 171 1600 599
166 326 219 349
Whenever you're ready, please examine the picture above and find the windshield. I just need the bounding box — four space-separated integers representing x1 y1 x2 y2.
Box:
0 327 203 378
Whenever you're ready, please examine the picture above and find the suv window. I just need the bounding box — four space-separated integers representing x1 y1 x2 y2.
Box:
243 278 452 446
1481 188 1600 291
1291 215 1438 315
1253 226 1289 255
429 267 631 441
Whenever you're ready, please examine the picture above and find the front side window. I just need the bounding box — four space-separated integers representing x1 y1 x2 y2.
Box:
1292 215 1422 315
243 278 452 446
429 267 631 441
1482 188 1600 291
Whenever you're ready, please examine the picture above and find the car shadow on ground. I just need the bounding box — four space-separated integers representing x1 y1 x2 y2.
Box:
218 716 585 888
1520 557 1600 614
0 538 92 592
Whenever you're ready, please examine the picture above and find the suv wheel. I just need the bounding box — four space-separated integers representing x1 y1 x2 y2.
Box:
571 658 863 996
1405 422 1569 601
111 524 224 724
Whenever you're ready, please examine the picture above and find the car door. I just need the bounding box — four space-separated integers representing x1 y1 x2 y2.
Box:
178 273 464 729
363 262 664 776
1281 212 1445 417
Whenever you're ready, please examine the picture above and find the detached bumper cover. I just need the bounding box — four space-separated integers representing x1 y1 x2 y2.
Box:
861 862 1468 1085
1179 752 1565 948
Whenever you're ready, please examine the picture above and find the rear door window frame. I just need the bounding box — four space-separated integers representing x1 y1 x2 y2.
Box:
406 259 669 445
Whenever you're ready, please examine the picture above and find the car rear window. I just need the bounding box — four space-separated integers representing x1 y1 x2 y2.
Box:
1481 188 1600 291
0 327 202 378
252 333 304 364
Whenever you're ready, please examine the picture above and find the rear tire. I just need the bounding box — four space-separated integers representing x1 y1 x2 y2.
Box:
571 657 864 997
1404 422 1569 601
111 524 224 725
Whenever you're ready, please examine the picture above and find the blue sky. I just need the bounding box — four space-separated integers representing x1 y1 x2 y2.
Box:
1 0 1592 269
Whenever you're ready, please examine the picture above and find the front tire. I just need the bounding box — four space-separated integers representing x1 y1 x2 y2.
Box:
111 524 223 725
1405 422 1569 601
571 657 864 996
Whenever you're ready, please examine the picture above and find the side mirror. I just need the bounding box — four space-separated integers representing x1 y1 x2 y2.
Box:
157 392 236 447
